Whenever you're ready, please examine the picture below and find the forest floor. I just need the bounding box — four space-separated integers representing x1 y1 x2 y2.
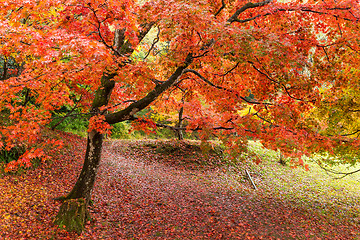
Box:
1 132 360 239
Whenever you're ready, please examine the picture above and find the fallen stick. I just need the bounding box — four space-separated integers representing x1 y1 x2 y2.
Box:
245 169 257 190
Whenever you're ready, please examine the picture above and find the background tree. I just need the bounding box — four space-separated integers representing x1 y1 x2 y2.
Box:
1 0 360 233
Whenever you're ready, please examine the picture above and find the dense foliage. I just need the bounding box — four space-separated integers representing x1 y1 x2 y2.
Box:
1 0 360 233
1 0 360 168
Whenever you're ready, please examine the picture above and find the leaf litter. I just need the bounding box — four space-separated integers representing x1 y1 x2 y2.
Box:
0 134 359 239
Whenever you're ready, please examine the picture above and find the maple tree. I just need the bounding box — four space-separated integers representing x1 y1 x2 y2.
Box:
1 0 360 233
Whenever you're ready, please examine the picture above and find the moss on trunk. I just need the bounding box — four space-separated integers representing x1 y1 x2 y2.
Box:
54 198 88 234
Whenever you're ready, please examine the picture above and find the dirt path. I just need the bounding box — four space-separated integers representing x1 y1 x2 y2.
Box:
79 140 359 239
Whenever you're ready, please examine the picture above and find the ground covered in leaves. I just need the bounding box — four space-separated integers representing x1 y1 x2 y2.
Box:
1 133 359 239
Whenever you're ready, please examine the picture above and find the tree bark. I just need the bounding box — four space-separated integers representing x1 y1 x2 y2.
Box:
176 106 184 140
54 73 115 233
66 130 104 201
53 198 87 234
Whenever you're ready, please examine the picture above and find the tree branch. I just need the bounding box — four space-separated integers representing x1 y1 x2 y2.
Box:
227 0 272 23
216 61 241 77
227 2 357 24
105 54 194 124
317 163 360 179
85 3 154 59
232 13 270 23
214 0 226 17
247 60 314 102
51 95 83 130
341 130 360 137
142 120 235 132
143 26 160 60
183 69 272 105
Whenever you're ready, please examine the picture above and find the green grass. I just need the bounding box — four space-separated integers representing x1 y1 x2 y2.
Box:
241 141 360 223
49 115 89 138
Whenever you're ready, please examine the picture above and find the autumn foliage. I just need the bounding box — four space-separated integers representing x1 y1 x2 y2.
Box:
1 0 360 168
1 0 360 234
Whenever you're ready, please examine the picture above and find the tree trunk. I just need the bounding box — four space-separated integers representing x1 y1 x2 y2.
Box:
53 130 104 233
53 24 159 233
54 73 115 233
67 130 104 201
176 106 184 140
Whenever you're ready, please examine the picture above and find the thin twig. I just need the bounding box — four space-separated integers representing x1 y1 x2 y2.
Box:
143 26 160 60
214 0 226 17
247 60 314 102
317 163 360 179
51 95 83 130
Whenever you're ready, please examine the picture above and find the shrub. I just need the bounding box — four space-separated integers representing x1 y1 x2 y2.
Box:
0 145 26 164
